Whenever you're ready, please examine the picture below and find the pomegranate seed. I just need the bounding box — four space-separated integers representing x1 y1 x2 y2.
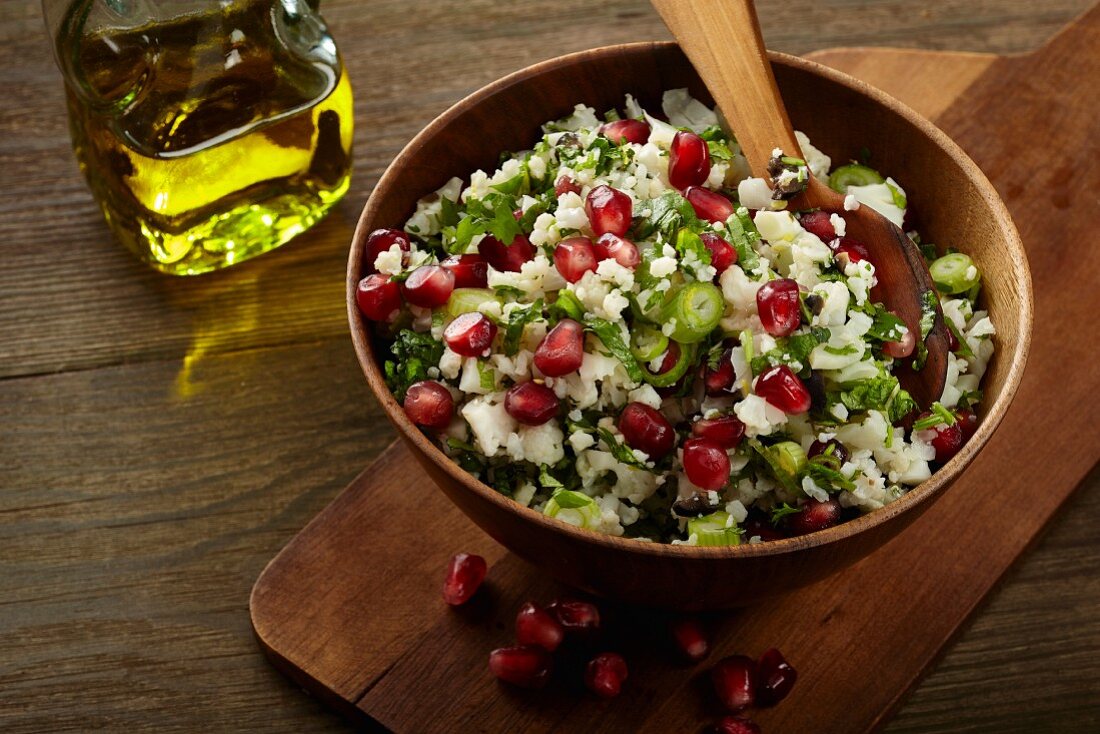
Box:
547 598 601 637
883 326 916 359
743 514 787 542
443 311 498 357
799 210 837 242
712 655 757 712
355 273 402 322
833 237 871 268
705 348 736 396
478 233 536 272
916 412 964 461
441 253 489 288
946 324 961 352
700 232 738 274
442 552 486 605
504 382 560 426
756 647 798 707
808 438 850 465
654 342 685 397
555 175 581 197
713 716 762 734
669 131 711 190
692 416 745 450
956 408 979 441
755 365 811 414
488 645 553 689
785 498 842 535
682 438 731 491
553 236 598 283
402 265 455 308
756 278 802 337
670 616 710 662
585 185 633 237
364 228 411 272
404 380 454 431
618 402 676 460
684 186 735 224
584 652 628 699
534 318 584 377
593 233 641 269
600 118 650 145
515 601 564 652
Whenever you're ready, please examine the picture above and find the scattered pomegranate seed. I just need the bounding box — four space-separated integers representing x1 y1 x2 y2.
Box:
504 382 560 426
618 402 676 460
713 716 762 734
442 552 486 605
754 365 812 414
654 341 686 398
403 380 454 431
584 652 628 698
355 273 402 322
916 413 964 462
956 408 979 441
478 233 536 272
441 253 489 288
669 131 711 190
534 318 585 377
700 232 738 274
600 118 650 145
670 616 710 662
402 264 455 308
443 311 498 357
785 498 842 535
682 438 731 491
756 278 802 337
712 655 757 712
488 645 553 689
756 647 798 707
883 325 916 359
798 210 837 242
585 184 633 237
833 237 871 268
554 237 599 283
515 601 565 652
555 175 582 197
547 598 601 637
593 233 641 269
705 348 737 396
808 438 850 465
692 416 746 450
684 186 735 224
364 228 411 272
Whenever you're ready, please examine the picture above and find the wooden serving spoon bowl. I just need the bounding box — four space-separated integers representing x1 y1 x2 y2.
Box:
652 0 949 408
347 44 1030 609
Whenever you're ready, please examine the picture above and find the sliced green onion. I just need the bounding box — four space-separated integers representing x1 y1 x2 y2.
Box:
640 341 695 387
828 164 885 194
687 511 742 547
770 441 808 481
929 253 981 295
543 489 601 530
659 282 724 344
445 288 498 319
630 325 669 362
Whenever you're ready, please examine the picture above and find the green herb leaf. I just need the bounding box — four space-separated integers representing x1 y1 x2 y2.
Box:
596 427 649 468
770 502 802 524
585 317 645 383
539 464 565 490
726 207 762 272
502 299 543 356
383 329 445 401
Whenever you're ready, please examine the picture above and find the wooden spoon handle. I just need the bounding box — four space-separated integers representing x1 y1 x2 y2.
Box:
650 0 802 176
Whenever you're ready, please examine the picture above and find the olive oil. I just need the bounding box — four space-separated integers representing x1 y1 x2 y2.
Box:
59 1 353 275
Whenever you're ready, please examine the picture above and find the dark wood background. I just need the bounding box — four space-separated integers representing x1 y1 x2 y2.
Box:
1 0 1096 731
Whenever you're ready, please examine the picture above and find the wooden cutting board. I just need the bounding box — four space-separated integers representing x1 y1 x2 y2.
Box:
250 7 1100 732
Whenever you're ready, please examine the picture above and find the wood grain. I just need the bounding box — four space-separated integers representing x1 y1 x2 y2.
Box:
1 0 1097 732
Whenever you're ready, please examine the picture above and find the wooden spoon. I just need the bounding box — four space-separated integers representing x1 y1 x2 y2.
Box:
651 0 948 408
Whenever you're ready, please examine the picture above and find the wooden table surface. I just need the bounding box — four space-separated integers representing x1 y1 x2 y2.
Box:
2 0 1097 731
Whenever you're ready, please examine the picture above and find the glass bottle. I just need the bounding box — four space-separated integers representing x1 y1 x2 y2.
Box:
43 0 354 275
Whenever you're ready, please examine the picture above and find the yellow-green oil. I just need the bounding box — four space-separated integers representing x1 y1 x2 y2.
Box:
60 2 353 275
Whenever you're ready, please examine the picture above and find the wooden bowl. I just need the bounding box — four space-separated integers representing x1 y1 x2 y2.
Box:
347 43 1032 610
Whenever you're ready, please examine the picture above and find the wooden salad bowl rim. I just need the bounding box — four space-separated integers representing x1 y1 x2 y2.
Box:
347 42 1033 561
